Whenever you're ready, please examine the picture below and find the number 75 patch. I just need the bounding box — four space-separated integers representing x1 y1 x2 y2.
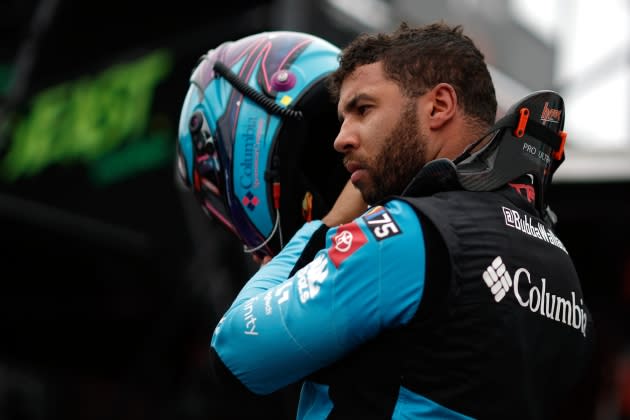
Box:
362 206 402 241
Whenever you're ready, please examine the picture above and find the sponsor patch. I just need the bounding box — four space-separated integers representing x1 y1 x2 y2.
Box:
482 256 588 337
242 191 260 211
540 101 562 125
362 206 401 241
297 254 329 304
328 222 368 268
502 206 567 253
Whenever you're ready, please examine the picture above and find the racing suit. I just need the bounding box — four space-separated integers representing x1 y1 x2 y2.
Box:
210 172 593 419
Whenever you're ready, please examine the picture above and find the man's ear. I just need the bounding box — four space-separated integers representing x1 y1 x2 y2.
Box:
427 83 457 129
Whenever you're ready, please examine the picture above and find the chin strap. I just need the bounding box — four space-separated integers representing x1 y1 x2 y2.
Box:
242 208 284 255
242 168 284 257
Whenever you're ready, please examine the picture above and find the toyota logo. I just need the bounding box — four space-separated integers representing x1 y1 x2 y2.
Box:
334 230 353 253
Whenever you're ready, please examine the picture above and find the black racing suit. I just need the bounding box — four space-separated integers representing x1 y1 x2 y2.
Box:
211 171 594 419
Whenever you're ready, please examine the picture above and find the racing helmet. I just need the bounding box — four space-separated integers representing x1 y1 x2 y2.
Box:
176 31 347 258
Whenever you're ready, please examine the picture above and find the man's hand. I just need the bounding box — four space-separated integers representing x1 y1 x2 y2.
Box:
250 181 365 266
322 180 367 227
252 254 272 267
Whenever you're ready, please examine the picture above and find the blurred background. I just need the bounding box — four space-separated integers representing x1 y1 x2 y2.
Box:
1 0 628 419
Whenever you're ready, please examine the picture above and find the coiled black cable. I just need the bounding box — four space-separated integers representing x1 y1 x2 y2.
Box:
213 61 303 120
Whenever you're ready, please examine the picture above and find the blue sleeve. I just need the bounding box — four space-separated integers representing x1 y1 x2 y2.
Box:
211 200 426 395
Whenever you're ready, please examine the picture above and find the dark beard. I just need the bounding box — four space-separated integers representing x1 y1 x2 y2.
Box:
362 101 426 204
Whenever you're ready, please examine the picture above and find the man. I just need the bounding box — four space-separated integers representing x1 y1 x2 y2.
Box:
210 22 593 419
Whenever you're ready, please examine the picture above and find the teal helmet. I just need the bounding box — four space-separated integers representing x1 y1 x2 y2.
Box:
176 31 347 257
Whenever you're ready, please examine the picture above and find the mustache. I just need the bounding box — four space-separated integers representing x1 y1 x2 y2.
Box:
343 155 369 169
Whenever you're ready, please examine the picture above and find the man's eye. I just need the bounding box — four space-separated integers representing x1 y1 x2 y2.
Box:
357 105 369 115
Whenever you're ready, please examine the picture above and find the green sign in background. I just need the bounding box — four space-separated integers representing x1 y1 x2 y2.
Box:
1 50 175 186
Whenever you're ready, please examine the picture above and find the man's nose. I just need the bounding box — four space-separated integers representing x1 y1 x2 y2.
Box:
333 121 359 153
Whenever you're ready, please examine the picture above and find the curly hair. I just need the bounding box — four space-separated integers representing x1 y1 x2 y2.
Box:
327 21 497 127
